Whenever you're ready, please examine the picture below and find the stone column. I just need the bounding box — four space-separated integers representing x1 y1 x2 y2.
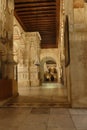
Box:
0 0 15 79
70 0 87 107
0 0 18 100
57 0 73 103
26 32 41 87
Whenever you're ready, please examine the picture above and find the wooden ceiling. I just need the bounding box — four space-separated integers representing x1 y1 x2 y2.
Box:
14 0 60 48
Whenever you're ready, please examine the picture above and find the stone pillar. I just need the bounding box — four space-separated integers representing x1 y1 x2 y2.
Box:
0 0 18 100
70 1 87 107
26 32 41 87
58 0 66 84
0 0 15 79
64 0 87 107
64 0 74 104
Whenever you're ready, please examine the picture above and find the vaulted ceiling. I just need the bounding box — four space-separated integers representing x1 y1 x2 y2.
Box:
14 0 60 48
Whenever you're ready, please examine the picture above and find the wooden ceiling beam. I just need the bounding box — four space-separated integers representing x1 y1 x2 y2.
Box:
15 0 56 3
24 22 56 25
16 6 56 12
15 2 56 9
14 0 59 48
24 25 56 28
23 25 56 28
23 22 56 26
19 14 56 18
27 30 56 33
23 24 56 28
27 29 56 32
26 26 56 29
22 19 56 22
16 12 56 16
18 13 55 17
27 30 56 32
20 17 56 21
15 6 55 9
17 10 56 15
28 29 56 31
16 8 56 13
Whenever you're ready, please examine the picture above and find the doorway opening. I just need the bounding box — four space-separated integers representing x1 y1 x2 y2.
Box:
40 56 60 88
44 60 57 83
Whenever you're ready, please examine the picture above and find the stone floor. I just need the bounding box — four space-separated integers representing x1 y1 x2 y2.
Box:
0 107 87 130
0 83 87 129
17 83 68 103
3 83 68 107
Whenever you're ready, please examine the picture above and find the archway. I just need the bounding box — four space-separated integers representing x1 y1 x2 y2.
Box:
40 57 58 84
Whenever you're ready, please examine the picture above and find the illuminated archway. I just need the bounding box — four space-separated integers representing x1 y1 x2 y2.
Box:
40 57 58 83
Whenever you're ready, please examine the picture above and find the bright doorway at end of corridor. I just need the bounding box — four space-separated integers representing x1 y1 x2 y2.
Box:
44 60 57 83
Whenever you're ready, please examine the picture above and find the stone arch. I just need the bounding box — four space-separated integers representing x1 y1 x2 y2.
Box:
40 50 61 83
40 56 58 83
40 52 57 64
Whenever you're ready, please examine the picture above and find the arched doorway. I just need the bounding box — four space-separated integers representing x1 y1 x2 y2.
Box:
44 60 57 83
40 57 59 85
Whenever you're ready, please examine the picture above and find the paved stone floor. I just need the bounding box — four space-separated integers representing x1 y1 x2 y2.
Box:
0 107 87 130
0 84 87 129
3 83 68 107
17 83 68 104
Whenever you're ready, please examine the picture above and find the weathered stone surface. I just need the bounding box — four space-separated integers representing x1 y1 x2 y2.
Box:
64 0 87 107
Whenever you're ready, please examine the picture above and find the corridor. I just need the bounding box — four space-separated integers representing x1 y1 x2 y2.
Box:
2 83 68 108
0 107 87 130
1 0 87 129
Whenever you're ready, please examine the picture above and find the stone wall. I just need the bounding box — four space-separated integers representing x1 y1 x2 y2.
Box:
14 18 42 87
13 17 29 87
64 0 87 107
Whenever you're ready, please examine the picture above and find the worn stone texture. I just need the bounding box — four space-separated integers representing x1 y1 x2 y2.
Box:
73 0 84 8
64 0 87 107
0 108 87 130
0 0 18 100
0 0 14 79
26 32 41 87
